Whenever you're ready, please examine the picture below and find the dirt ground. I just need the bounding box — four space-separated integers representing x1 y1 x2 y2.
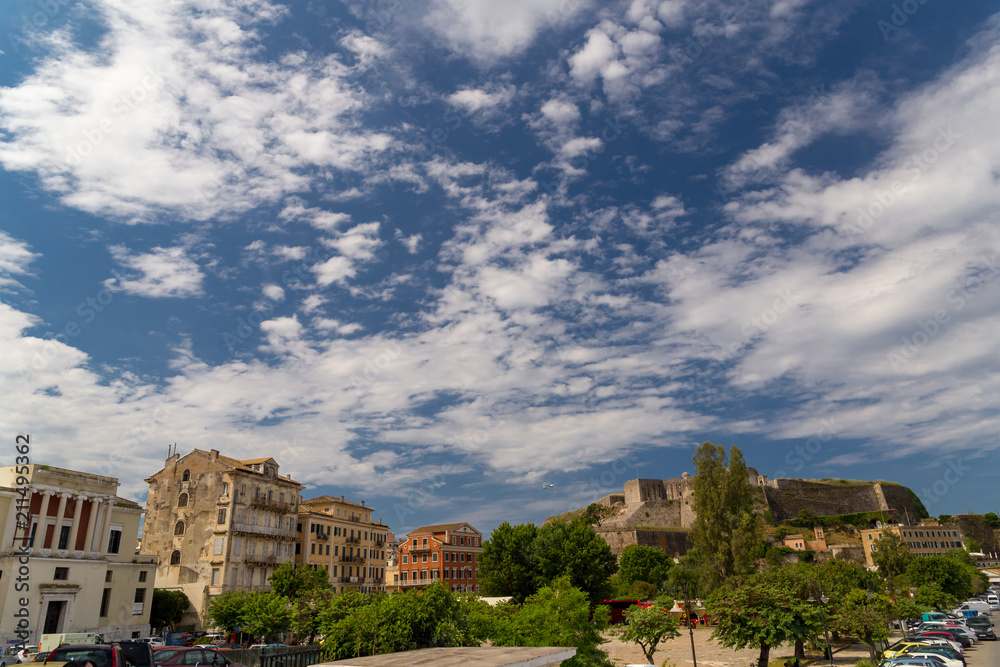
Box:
601 626 874 667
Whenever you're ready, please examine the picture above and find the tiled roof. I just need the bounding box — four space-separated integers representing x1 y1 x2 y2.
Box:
410 522 473 535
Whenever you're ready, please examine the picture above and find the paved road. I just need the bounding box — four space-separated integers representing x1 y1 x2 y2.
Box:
966 612 1000 667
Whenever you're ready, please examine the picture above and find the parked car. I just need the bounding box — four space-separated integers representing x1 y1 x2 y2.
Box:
43 644 127 667
899 651 962 667
119 640 155 667
918 631 973 649
152 648 245 667
212 645 241 652
966 616 996 641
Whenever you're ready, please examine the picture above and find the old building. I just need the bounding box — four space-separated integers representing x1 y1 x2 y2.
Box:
143 449 300 629
0 464 156 644
861 521 966 568
783 526 828 552
294 496 389 593
393 523 483 593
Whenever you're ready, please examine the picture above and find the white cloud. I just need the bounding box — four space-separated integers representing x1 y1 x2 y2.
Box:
262 284 285 301
107 246 204 298
0 232 38 289
0 0 394 222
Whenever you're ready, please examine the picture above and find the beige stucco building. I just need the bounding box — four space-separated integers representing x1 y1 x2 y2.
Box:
0 464 156 645
294 496 389 593
861 521 966 568
143 449 300 629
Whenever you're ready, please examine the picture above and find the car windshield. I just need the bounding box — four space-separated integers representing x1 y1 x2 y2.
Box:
153 651 181 662
47 648 110 667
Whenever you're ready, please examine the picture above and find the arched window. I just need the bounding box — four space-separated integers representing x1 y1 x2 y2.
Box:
177 493 188 507
170 550 181 565
182 469 191 482
174 521 185 536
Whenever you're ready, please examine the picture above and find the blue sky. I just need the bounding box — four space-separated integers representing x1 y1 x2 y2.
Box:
2 0 999 537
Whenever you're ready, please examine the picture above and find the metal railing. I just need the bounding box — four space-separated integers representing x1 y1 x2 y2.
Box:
249 497 297 512
226 645 326 667
232 522 296 539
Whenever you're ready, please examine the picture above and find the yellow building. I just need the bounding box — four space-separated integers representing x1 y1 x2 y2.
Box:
143 449 301 629
861 522 965 568
0 464 156 644
294 496 389 593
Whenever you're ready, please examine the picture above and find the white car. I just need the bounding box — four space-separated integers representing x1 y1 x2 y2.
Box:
901 652 962 667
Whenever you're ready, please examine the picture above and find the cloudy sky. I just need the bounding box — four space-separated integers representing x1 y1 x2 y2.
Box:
2 0 999 536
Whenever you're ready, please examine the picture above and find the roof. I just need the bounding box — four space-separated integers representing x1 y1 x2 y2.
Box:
302 495 369 509
239 457 278 465
321 646 575 666
146 449 301 485
409 522 477 535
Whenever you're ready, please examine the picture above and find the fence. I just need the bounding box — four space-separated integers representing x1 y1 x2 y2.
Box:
226 645 327 667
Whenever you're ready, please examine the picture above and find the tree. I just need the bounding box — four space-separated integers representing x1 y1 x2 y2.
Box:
907 552 986 602
830 589 895 663
290 587 334 643
533 518 618 606
690 442 763 593
871 531 913 580
492 576 613 667
204 590 249 632
983 512 1000 529
709 568 820 667
268 562 330 599
479 522 539 602
240 591 293 641
149 589 190 632
620 596 680 664
914 582 950 610
618 545 672 590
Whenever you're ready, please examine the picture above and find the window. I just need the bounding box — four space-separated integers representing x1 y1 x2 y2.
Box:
54 566 69 580
412 539 417 547
311 544 316 555
58 525 71 550
214 537 224 555
106 570 113 582
139 571 147 582
234 537 242 555
107 528 122 554
422 553 428 563
460 537 465 545
182 469 191 481
211 568 220 586
422 538 428 547
402 554 408 564
433 552 438 562
178 493 188 507
170 550 181 565
295 543 301 555
100 588 111 617
268 490 273 501
134 588 146 603
174 521 185 536
221 483 229 496
326 544 330 556
217 508 227 524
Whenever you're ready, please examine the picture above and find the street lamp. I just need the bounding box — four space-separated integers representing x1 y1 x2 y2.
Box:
808 584 834 667
680 581 698 667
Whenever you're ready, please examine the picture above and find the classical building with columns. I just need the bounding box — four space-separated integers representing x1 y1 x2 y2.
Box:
143 449 300 630
0 464 156 645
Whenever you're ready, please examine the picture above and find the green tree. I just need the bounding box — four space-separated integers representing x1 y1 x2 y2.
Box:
983 512 1000 529
830 590 895 663
816 559 880 599
620 596 680 664
149 589 190 631
871 531 913 580
708 568 820 666
690 442 763 593
965 537 982 553
479 522 539 602
204 590 249 631
492 576 613 667
533 518 618 606
268 561 331 599
618 545 672 590
913 582 949 610
240 591 293 641
907 551 986 602
290 587 334 643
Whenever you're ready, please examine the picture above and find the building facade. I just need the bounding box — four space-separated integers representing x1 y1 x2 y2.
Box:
293 496 389 593
0 464 156 644
783 526 828 552
143 449 300 629
393 523 483 593
861 522 966 568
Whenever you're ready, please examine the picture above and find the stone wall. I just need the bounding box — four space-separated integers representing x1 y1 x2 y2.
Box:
596 494 625 507
597 528 692 558
763 479 921 525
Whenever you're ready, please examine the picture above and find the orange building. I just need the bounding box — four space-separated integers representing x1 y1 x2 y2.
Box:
393 522 483 593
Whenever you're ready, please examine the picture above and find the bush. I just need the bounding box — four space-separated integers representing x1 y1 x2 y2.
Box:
856 659 874 667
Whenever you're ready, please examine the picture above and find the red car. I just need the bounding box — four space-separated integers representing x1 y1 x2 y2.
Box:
153 648 246 667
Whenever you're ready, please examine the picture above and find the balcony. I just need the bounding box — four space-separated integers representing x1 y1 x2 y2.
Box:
250 497 296 512
345 536 361 544
338 576 361 584
231 522 296 539
244 553 281 565
341 554 364 562
398 578 438 587
314 531 330 541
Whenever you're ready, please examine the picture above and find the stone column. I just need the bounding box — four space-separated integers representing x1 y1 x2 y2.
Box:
53 493 70 550
84 498 102 555
35 491 53 553
98 499 116 555
66 495 86 556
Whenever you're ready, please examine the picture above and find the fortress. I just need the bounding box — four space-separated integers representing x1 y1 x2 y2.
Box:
581 469 923 558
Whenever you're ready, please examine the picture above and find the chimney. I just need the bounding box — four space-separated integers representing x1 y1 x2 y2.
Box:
211 449 219 460
361 500 365 507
